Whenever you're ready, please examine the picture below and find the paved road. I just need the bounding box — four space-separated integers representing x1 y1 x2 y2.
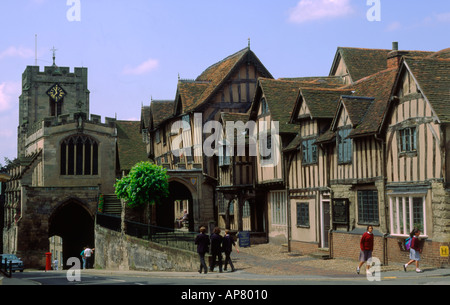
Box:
3 265 450 286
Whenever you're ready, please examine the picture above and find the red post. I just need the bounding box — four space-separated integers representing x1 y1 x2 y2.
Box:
45 252 52 271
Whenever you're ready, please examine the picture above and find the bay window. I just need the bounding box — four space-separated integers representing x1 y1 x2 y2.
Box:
389 195 426 236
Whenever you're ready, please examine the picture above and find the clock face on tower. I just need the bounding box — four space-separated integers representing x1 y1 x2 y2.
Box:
47 84 66 103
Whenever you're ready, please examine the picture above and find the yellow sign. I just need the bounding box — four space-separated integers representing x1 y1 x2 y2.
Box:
440 246 449 257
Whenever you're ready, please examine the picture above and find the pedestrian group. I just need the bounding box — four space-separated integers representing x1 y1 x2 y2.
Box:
357 225 424 275
195 226 239 274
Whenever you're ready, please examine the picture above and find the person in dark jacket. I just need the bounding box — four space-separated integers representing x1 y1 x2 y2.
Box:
223 229 238 272
194 226 210 274
209 227 223 273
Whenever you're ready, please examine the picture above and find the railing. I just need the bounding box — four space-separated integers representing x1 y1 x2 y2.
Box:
96 213 197 252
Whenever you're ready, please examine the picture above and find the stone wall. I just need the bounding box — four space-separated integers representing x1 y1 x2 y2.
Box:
95 225 203 272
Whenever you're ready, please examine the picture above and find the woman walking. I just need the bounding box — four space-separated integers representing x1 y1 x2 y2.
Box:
404 228 423 273
195 226 210 274
357 225 374 275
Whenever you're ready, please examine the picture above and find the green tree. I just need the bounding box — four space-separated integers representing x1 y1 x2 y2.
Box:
114 161 170 209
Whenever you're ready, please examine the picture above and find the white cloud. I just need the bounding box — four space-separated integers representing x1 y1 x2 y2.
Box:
288 0 354 24
435 12 450 23
386 21 402 32
0 82 20 113
123 58 159 75
0 46 34 60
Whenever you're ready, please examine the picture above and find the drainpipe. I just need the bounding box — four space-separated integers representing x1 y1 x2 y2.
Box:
374 132 389 265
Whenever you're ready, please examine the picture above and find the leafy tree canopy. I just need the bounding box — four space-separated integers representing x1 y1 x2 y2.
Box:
114 161 169 208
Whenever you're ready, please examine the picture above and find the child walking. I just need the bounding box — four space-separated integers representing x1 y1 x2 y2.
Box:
357 225 374 275
404 228 423 273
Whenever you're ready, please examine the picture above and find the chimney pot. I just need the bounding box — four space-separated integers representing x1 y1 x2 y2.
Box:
392 42 399 51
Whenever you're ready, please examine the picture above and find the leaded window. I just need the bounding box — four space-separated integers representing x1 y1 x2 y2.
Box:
357 190 379 225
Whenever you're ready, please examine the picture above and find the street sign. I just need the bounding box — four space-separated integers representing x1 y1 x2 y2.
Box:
440 246 449 257
238 231 251 248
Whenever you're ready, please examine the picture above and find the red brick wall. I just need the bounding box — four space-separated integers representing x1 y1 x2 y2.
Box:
331 232 450 267
387 238 450 267
331 232 384 263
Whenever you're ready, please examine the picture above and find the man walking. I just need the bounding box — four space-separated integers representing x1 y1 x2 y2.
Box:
84 246 94 269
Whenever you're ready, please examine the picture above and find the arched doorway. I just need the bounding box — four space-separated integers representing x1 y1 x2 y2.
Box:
48 199 94 269
156 181 194 231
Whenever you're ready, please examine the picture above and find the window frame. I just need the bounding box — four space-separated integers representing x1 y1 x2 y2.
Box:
357 190 379 225
389 194 427 237
301 138 318 165
296 202 310 228
337 127 352 164
398 127 417 154
60 135 99 176
270 191 287 226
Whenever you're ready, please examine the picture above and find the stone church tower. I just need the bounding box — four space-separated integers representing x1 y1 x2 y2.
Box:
3 56 118 269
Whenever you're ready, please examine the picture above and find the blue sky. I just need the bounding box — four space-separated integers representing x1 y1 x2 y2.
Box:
1 0 450 162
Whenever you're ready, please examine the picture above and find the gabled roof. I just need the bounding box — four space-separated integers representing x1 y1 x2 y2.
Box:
149 100 175 129
140 105 150 132
174 80 210 114
319 96 375 144
176 47 273 114
330 47 432 83
402 56 450 123
345 67 398 136
220 112 250 124
250 78 305 134
291 87 353 122
340 96 375 128
116 121 148 171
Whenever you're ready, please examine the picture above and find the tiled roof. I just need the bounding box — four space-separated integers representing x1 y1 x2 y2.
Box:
140 106 150 131
190 47 272 112
331 47 432 82
220 112 250 124
295 88 353 120
317 96 375 143
341 96 375 127
283 134 302 152
404 57 450 123
116 121 148 171
149 100 175 129
279 76 345 88
176 80 210 113
345 67 398 136
256 78 305 134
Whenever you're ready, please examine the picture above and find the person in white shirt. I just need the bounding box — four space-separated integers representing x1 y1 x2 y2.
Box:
84 246 94 269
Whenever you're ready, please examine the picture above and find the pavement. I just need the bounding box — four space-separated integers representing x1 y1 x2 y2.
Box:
2 243 449 285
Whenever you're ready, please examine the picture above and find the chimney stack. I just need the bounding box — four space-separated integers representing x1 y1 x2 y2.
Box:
392 41 399 51
387 41 407 69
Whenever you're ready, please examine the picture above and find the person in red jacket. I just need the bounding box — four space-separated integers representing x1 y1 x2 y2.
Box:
404 228 423 273
357 225 374 275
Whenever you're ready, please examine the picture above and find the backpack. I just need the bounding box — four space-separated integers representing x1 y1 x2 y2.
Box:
405 237 412 251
